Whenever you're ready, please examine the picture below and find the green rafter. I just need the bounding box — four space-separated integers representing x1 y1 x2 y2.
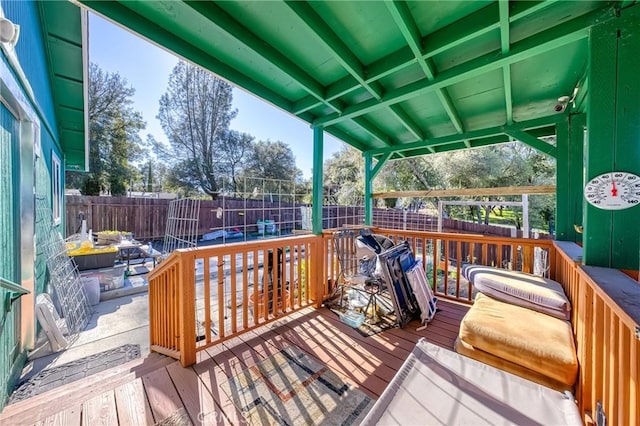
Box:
385 0 465 135
184 1 342 114
367 115 561 156
505 129 557 158
314 8 604 127
499 0 513 125
283 1 426 143
388 104 425 140
352 116 395 146
295 1 556 116
510 0 558 21
80 1 293 113
283 0 382 101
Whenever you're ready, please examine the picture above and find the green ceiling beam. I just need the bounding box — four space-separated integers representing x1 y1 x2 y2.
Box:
499 0 513 125
384 0 465 137
283 0 382 101
295 2 501 115
323 127 368 152
510 0 558 22
397 134 511 158
307 2 576 121
366 115 561 156
80 0 294 114
184 1 342 114
352 117 395 146
505 129 557 158
297 1 555 114
388 104 425 140
315 8 605 127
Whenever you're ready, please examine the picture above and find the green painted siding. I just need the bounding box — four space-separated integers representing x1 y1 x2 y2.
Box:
2 0 59 138
0 103 21 408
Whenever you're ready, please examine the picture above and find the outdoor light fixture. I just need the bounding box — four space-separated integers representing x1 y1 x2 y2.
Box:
0 17 19 46
553 96 570 113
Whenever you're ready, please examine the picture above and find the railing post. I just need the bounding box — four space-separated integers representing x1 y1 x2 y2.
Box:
310 237 322 308
178 252 196 367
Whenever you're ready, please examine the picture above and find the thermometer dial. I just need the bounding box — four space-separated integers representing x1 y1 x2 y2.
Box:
584 172 640 210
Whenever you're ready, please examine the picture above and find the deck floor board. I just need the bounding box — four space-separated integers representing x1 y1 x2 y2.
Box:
0 300 467 425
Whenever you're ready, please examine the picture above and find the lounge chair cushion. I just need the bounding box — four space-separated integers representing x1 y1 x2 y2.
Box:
462 265 571 320
459 293 578 387
455 338 570 392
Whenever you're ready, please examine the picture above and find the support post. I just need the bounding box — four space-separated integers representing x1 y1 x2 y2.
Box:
583 6 640 269
364 152 373 226
312 127 324 235
556 114 585 243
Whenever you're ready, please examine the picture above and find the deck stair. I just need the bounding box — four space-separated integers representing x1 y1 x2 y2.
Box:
0 352 175 425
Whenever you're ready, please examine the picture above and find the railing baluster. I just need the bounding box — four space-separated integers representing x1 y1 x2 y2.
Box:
607 307 617 423
253 249 259 325
242 252 248 330
230 253 237 334
630 329 638 426
443 238 450 298
618 318 629 425
217 255 225 338
203 256 211 344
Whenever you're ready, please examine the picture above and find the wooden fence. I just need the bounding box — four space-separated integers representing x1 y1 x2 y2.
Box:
65 195 544 241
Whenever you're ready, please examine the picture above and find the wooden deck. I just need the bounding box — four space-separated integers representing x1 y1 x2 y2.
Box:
0 300 468 425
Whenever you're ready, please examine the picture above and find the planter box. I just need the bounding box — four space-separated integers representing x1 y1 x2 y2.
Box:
72 251 117 270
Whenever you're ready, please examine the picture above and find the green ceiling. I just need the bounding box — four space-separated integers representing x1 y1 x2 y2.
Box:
77 0 634 161
39 1 87 171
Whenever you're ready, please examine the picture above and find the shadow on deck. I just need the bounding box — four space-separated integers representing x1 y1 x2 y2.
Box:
0 300 468 425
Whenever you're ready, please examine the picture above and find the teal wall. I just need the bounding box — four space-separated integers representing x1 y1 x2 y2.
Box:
0 0 66 409
2 0 60 140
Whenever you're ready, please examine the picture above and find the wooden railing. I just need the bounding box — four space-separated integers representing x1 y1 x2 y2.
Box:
148 228 638 425
147 235 320 366
554 242 639 426
322 228 556 304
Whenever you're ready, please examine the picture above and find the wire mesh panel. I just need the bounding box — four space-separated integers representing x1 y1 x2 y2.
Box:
163 198 201 254
203 177 310 244
35 195 91 335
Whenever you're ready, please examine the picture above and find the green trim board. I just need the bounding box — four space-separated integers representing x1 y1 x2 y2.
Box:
555 114 585 243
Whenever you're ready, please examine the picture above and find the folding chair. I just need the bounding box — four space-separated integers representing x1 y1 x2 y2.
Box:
332 229 381 322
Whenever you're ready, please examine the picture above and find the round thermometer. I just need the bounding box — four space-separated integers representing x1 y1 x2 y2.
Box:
584 171 640 210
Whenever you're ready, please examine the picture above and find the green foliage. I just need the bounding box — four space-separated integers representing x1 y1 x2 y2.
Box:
323 145 365 205
67 63 145 195
158 61 237 199
367 142 556 232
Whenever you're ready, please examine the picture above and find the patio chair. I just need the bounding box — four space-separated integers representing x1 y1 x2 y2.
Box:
332 229 382 322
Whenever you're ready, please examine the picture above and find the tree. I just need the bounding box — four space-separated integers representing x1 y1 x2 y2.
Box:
378 156 443 210
157 61 237 199
67 63 145 195
323 145 365 205
242 140 303 200
216 130 254 195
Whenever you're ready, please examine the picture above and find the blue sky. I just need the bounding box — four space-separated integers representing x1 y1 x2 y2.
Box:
88 13 343 179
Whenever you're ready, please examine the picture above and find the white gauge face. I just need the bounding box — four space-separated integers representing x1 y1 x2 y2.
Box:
584 172 640 210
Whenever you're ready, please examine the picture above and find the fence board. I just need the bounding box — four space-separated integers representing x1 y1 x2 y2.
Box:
66 195 549 241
